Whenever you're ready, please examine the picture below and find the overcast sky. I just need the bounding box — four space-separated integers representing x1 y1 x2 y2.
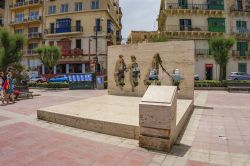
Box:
120 0 161 41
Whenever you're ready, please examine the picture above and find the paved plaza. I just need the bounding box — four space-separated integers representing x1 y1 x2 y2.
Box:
0 89 250 166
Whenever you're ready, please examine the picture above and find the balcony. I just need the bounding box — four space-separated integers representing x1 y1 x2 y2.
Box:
45 26 83 37
232 27 250 40
28 32 42 39
162 3 224 16
10 16 42 25
163 25 224 39
195 49 211 55
9 0 43 10
61 48 83 57
230 5 250 16
232 50 250 60
26 49 38 56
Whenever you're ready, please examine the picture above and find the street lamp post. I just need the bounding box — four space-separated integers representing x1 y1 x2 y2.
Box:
88 38 92 72
95 18 104 74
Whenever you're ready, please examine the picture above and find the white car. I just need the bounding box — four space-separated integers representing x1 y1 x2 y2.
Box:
30 76 47 83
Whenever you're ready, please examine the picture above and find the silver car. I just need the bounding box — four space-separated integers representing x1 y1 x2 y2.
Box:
228 72 250 80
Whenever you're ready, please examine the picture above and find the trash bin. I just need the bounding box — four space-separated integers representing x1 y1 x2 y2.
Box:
96 75 105 89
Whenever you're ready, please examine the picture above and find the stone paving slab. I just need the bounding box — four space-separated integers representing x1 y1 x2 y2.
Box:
0 90 250 166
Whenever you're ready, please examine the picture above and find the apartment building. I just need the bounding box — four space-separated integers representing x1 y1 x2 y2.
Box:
5 0 122 75
128 0 250 80
0 1 4 26
6 0 43 71
43 0 122 75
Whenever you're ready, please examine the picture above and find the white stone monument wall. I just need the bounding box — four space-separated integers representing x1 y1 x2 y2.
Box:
107 41 194 100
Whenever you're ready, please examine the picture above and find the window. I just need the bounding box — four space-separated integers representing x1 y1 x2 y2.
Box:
91 0 99 9
75 2 83 11
15 29 23 34
76 39 81 49
178 0 188 9
28 27 38 33
49 41 54 46
48 5 56 14
61 4 69 13
95 18 101 31
179 19 192 31
28 43 38 50
56 18 71 33
238 63 247 73
208 18 225 32
237 42 248 56
107 19 113 33
29 11 39 20
15 13 24 23
50 23 55 33
76 20 81 31
236 21 247 33
207 0 224 10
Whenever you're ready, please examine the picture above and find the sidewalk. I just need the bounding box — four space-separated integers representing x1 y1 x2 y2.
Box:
0 90 249 166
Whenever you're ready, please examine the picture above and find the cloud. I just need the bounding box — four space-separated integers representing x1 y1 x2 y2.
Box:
120 0 160 41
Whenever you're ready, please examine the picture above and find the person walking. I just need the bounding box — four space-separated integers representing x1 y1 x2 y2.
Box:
0 72 4 103
3 72 15 105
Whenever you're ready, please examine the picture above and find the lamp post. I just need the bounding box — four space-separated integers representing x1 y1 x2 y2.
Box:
88 38 92 72
95 18 104 74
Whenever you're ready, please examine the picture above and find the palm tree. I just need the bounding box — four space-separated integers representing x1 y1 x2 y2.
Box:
36 45 61 74
209 36 235 80
0 28 26 72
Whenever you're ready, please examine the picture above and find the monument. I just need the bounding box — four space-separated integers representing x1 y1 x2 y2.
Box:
37 41 194 152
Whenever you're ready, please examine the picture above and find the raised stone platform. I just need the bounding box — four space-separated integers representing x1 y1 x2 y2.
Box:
37 95 193 140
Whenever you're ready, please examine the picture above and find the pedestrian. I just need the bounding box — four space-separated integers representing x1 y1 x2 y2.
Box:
3 72 15 105
0 72 4 103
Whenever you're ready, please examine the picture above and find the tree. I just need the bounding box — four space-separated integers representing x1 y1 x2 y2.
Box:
209 36 235 80
0 28 26 72
149 33 169 43
36 45 61 74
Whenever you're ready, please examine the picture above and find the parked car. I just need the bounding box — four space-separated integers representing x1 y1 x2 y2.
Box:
194 74 200 81
30 76 47 83
228 72 250 80
48 75 68 83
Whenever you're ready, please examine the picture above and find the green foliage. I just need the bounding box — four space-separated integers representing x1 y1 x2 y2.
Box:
0 28 26 72
36 45 61 74
209 36 236 80
194 80 250 87
28 82 69 89
10 63 29 85
149 34 169 43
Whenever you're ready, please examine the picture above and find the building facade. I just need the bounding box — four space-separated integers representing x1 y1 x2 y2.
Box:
0 1 4 26
5 0 122 75
158 0 250 80
129 0 250 80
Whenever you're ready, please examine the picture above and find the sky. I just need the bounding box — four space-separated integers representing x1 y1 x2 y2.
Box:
119 0 161 41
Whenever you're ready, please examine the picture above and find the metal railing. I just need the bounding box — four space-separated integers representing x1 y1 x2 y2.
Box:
10 0 42 8
27 49 38 55
167 25 208 31
232 50 250 57
28 32 42 38
61 48 83 56
230 5 250 12
195 49 211 55
45 26 83 34
232 27 250 34
165 3 224 10
11 16 42 24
